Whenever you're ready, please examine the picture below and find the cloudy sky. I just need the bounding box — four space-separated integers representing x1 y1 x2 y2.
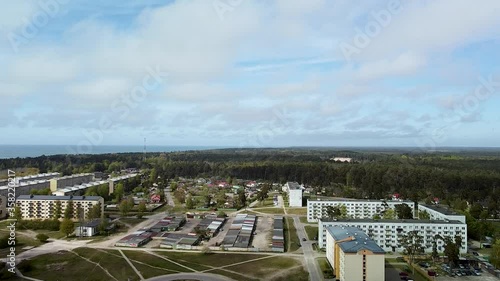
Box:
1 0 499 148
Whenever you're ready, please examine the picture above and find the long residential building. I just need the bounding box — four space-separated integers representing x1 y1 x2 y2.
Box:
307 199 465 223
49 173 94 191
14 172 60 185
326 226 385 281
16 195 104 220
319 218 467 254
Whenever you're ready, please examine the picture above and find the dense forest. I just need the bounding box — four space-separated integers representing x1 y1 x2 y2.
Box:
1 148 499 219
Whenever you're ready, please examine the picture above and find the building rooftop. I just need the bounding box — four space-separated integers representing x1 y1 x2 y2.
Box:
17 195 102 201
308 198 413 204
320 218 465 225
421 204 460 215
286 182 302 190
327 226 385 254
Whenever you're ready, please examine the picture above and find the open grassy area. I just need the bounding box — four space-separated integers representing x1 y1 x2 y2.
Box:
0 230 43 257
73 248 139 280
207 269 259 281
118 217 147 227
253 207 285 214
156 251 269 269
225 257 300 279
285 208 307 215
285 217 301 252
317 257 334 279
299 216 317 224
18 250 126 281
269 266 309 281
131 261 175 279
124 250 192 272
304 225 318 240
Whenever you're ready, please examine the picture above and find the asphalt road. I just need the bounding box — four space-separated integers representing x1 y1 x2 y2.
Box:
293 216 322 281
145 273 235 281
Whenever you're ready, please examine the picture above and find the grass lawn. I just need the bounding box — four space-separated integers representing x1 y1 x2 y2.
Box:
285 217 301 252
299 216 316 224
253 207 285 214
207 269 259 281
317 257 334 279
124 250 192 272
132 261 174 279
285 208 307 215
0 230 43 257
156 251 269 269
304 225 318 240
18 250 125 281
73 248 140 280
269 266 309 281
225 257 300 279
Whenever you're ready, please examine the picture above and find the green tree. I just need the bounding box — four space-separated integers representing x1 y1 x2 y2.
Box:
432 239 439 261
399 230 424 268
185 195 196 209
137 201 147 219
60 218 75 237
326 206 341 218
64 200 74 219
469 202 483 219
119 199 131 216
395 204 413 219
13 206 22 221
373 214 381 219
215 190 227 208
491 239 500 269
382 209 396 220
53 200 62 220
237 188 246 209
36 233 49 243
443 236 459 266
88 203 102 220
418 210 430 220
114 183 124 202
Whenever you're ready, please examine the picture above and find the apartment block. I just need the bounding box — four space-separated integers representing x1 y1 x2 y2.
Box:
283 182 303 207
49 173 94 191
326 226 385 281
319 218 467 254
16 195 104 220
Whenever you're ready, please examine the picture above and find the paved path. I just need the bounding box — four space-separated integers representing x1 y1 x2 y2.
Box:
277 195 284 209
145 273 235 281
293 216 322 281
164 187 175 207
119 249 144 280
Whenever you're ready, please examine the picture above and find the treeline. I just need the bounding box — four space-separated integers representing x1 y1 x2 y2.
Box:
1 148 499 216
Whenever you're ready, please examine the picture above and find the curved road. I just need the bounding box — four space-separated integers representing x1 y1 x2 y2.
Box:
146 273 235 281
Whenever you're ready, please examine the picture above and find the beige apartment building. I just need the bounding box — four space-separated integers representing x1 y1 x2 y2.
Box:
16 195 103 220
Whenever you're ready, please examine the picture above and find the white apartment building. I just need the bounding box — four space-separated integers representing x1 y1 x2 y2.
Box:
326 226 385 281
14 172 60 185
307 199 466 224
49 173 94 191
319 218 467 254
283 182 303 207
16 195 104 220
307 199 415 223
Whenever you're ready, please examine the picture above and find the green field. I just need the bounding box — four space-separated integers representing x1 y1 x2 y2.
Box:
285 217 301 252
317 257 334 279
304 225 318 240
285 208 307 215
253 207 285 214
225 256 300 279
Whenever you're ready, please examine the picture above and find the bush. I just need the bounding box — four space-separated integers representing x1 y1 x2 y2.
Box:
17 219 60 231
36 233 49 243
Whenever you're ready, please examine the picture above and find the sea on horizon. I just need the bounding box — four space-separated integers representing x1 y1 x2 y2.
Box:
0 145 221 159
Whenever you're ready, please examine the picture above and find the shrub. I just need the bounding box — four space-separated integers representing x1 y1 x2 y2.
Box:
36 233 49 243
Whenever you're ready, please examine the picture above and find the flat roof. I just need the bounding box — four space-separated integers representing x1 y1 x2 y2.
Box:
308 198 413 204
320 218 465 225
287 182 301 190
17 195 102 201
327 226 385 254
421 204 459 215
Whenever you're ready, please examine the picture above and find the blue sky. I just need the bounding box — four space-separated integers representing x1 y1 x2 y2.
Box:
1 0 500 148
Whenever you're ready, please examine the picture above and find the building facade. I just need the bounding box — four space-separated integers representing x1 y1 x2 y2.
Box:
307 199 465 224
49 174 94 191
16 195 104 220
319 218 467 254
326 226 385 281
284 182 303 207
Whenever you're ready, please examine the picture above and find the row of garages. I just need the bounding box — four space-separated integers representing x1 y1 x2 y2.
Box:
149 216 186 232
115 231 156 247
160 233 201 249
272 216 284 252
222 214 256 248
